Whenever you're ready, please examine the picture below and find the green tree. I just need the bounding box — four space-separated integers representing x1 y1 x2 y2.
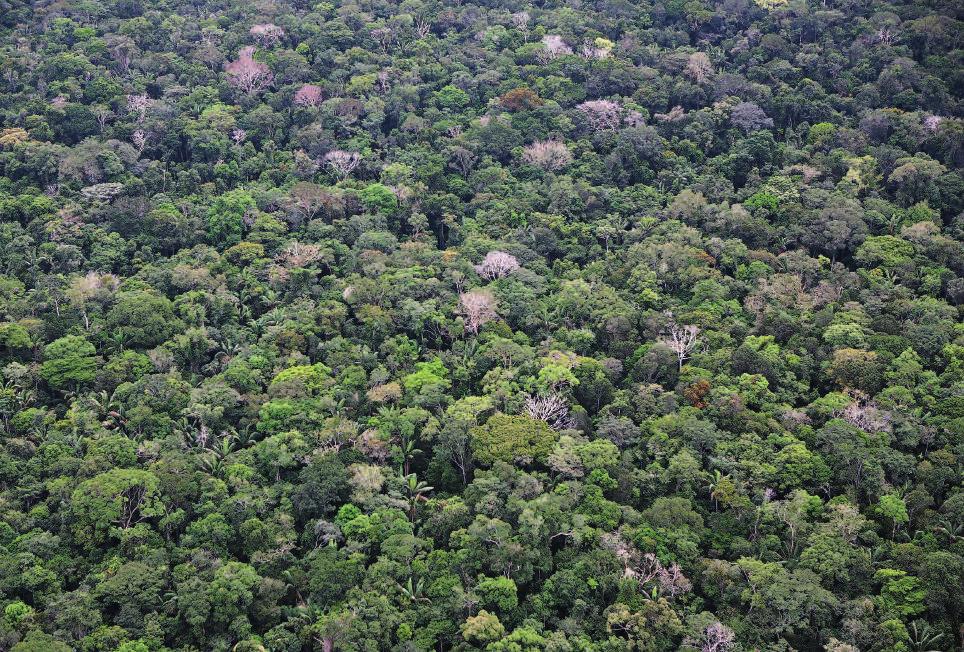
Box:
40 335 97 390
471 414 558 467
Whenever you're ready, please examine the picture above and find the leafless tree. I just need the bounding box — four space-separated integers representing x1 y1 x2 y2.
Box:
581 40 611 60
838 390 892 433
250 23 285 47
923 114 943 132
524 393 575 430
119 483 151 529
459 290 498 334
278 241 324 268
475 250 520 280
324 150 361 178
414 18 432 39
686 623 736 652
664 322 700 369
287 182 338 223
377 70 392 94
371 27 395 52
93 105 113 132
511 11 530 38
657 561 692 599
231 128 246 145
126 93 152 122
686 51 714 83
577 99 623 131
655 105 686 123
131 129 147 155
522 140 572 171
448 146 476 178
294 149 320 178
538 35 572 62
80 183 124 203
225 46 273 95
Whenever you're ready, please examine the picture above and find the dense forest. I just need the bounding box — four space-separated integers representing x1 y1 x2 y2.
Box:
0 0 961 649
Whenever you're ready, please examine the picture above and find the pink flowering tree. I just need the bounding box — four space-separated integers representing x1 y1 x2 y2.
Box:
475 251 520 280
293 83 323 108
522 140 572 171
225 46 273 95
577 100 623 131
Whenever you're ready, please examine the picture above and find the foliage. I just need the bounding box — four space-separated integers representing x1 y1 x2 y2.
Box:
0 0 959 650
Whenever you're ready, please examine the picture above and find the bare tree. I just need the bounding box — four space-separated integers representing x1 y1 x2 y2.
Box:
92 105 114 132
287 182 338 223
686 623 736 652
524 393 575 430
414 17 432 39
655 105 686 123
475 251 520 280
923 114 943 132
126 93 152 123
686 51 714 83
371 27 395 52
538 35 572 62
250 23 285 47
580 39 611 60
522 140 572 171
448 146 476 178
80 183 124 203
231 128 246 145
131 129 147 155
377 70 392 94
511 11 530 38
324 150 361 178
459 290 498 334
838 390 892 434
577 99 623 131
294 83 323 107
664 323 700 370
225 46 273 95
278 241 324 268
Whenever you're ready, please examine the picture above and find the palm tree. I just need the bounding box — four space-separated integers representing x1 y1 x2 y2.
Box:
398 576 431 604
704 469 731 510
907 620 944 652
402 473 433 522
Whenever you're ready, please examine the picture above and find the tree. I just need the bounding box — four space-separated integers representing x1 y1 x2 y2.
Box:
686 52 714 83
459 290 499 334
106 291 179 349
461 610 505 645
225 47 273 94
41 335 97 390
471 413 557 466
70 469 162 547
664 323 700 370
522 141 572 171
578 100 623 131
324 150 361 178
249 23 284 47
293 83 323 108
475 251 520 280
523 392 575 430
539 35 573 61
730 102 774 133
